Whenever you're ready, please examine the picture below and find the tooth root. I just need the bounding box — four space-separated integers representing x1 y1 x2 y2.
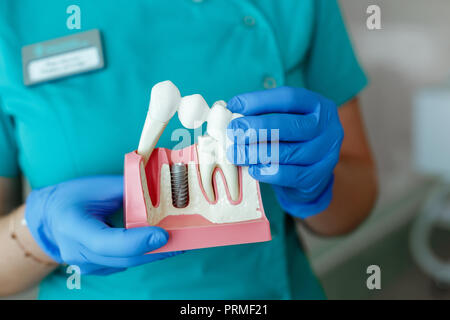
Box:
219 163 239 202
199 163 216 203
198 136 217 202
198 134 240 203
217 144 240 202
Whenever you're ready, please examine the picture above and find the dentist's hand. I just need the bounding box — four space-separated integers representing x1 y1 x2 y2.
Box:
25 176 180 275
227 87 344 218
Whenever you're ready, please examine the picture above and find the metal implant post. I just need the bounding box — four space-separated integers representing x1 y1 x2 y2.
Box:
170 163 189 208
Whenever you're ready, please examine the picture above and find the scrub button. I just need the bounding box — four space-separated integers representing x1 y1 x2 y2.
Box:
263 76 277 89
243 15 256 27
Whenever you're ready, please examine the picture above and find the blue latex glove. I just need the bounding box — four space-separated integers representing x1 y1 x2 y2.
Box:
227 87 344 218
25 176 181 275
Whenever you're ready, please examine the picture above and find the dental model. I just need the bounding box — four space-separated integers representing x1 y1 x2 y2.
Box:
125 81 271 252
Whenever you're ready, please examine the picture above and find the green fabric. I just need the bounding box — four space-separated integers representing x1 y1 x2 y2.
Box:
0 0 366 299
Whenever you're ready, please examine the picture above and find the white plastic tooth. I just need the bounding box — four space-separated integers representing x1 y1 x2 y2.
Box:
138 81 181 164
206 101 233 144
215 142 240 202
218 162 239 202
198 135 240 203
208 102 240 201
213 100 227 108
177 94 210 129
197 135 217 202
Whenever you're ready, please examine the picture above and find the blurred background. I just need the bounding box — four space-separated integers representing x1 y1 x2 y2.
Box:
4 0 450 300
297 0 450 299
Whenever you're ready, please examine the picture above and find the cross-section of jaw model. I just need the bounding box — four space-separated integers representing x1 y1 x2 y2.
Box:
134 81 263 226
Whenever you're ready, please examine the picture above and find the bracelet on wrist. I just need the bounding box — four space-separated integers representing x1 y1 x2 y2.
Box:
8 214 58 267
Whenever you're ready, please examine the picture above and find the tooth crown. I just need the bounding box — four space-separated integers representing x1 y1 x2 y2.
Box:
138 80 181 163
148 80 181 122
205 102 233 143
178 94 209 129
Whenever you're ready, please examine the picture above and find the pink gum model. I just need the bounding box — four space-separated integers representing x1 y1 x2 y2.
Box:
124 144 271 253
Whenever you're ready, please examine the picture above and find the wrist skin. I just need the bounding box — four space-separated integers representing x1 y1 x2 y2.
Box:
0 206 57 296
10 205 58 266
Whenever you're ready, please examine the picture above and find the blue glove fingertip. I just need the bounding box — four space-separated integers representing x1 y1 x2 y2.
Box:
227 118 248 131
227 119 251 151
147 227 169 248
249 164 280 181
227 96 245 114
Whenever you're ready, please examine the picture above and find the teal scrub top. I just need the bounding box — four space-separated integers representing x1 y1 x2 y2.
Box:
0 0 367 299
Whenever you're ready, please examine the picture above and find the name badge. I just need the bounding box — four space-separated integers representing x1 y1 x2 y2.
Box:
22 29 105 86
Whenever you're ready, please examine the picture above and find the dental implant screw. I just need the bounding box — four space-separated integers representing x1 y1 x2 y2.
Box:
170 163 189 208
